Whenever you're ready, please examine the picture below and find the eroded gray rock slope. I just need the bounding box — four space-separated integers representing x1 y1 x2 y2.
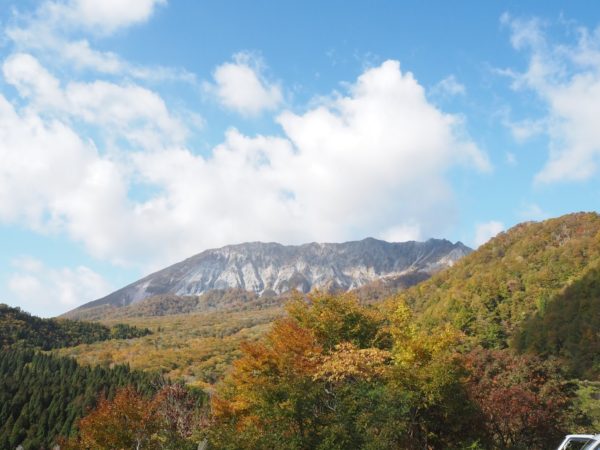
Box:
76 238 471 311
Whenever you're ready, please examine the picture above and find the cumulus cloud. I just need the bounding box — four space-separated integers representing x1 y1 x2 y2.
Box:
8 257 112 317
70 0 166 33
0 92 99 227
0 58 489 270
502 14 600 183
130 60 489 264
206 53 283 116
474 221 505 247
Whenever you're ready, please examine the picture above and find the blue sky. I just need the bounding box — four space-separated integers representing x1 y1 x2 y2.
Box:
0 0 599 316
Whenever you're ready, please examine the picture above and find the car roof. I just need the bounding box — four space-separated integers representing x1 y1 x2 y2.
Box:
564 435 600 440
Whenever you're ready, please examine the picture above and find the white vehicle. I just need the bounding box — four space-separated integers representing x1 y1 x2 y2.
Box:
557 434 600 450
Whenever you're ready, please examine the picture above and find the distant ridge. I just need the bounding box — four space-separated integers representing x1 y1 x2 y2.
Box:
65 237 471 318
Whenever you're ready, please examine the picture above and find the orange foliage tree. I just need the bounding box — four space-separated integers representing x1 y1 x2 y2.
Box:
59 384 205 449
61 387 161 450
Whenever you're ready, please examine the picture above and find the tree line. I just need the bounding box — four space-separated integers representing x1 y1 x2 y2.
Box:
0 303 150 350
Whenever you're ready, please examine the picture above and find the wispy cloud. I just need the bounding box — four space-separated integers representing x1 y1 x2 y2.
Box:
474 221 505 247
502 13 600 183
5 0 196 83
431 75 466 97
8 256 112 317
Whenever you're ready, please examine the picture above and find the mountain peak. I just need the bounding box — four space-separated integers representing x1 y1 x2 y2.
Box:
66 237 471 317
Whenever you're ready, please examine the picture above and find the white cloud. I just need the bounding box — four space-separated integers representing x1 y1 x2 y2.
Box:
64 80 188 147
6 1 194 83
503 15 600 183
7 32 196 82
8 257 112 317
0 58 489 270
206 53 283 116
69 0 166 34
380 223 422 242
474 221 505 247
507 118 545 142
431 75 466 97
3 53 189 148
129 60 489 265
3 53 63 108
33 0 166 35
0 91 99 227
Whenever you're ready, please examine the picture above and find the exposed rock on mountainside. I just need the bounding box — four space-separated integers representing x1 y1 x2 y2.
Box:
66 238 470 317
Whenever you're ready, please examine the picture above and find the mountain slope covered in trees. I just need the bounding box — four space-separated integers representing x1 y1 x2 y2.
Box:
399 212 600 377
515 265 600 378
51 293 585 449
0 349 164 449
0 303 150 350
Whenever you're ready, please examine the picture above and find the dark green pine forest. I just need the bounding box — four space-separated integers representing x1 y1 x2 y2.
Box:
0 306 158 449
0 349 163 449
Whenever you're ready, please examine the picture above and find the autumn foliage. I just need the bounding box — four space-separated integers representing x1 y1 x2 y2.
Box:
55 292 577 449
464 348 573 449
206 293 482 449
60 384 204 450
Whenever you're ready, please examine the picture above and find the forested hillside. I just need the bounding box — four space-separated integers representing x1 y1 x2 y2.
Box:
54 213 600 389
4 213 600 449
399 212 600 377
515 266 600 378
0 304 150 350
34 293 587 449
0 349 163 449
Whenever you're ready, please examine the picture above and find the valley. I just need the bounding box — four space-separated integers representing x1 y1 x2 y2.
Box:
54 305 284 386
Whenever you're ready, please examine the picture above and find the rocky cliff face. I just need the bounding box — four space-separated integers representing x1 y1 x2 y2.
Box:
72 238 471 313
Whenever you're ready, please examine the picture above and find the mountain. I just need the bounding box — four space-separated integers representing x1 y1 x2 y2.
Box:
65 237 470 318
398 211 600 377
